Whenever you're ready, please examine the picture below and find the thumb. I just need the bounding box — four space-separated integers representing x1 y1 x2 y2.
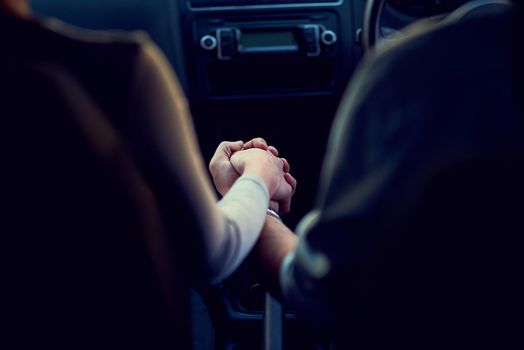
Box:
210 141 244 173
214 140 244 160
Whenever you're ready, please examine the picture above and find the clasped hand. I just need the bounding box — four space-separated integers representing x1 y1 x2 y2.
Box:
209 138 297 214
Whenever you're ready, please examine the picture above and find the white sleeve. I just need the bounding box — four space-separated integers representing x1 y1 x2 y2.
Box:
207 175 270 285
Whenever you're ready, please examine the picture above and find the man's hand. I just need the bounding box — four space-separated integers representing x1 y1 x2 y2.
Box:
209 138 296 214
209 140 245 196
279 172 297 214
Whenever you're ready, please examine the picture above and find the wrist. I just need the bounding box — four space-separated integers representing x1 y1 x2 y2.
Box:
242 163 278 197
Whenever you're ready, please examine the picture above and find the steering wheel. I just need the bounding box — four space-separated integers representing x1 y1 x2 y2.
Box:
362 0 513 52
362 0 387 51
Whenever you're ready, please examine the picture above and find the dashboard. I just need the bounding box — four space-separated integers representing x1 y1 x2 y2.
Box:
182 0 356 100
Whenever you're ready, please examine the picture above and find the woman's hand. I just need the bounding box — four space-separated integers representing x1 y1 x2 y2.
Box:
230 148 296 213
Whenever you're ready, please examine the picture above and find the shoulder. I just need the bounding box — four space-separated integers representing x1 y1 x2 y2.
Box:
36 16 155 60
42 18 169 77
357 9 514 102
329 9 515 152
35 16 170 95
318 9 516 220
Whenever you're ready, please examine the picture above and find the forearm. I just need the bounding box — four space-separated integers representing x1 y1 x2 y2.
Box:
254 216 298 300
206 175 270 284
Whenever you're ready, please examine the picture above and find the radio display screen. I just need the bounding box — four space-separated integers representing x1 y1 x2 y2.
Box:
239 30 298 52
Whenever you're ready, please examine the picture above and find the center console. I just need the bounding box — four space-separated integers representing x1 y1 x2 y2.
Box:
179 1 360 348
181 0 355 99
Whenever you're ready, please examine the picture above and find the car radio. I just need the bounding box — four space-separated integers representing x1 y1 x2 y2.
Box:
190 11 342 96
199 24 337 60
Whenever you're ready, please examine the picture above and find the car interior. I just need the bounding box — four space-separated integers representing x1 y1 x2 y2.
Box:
4 0 521 349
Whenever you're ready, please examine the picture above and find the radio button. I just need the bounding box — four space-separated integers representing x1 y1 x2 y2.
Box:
200 35 217 51
321 30 337 46
303 28 316 38
302 25 321 57
217 29 235 60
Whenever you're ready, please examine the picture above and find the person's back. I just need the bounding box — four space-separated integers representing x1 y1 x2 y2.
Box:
246 4 524 349
0 58 192 349
0 2 296 348
319 8 524 347
0 10 188 205
0 9 146 121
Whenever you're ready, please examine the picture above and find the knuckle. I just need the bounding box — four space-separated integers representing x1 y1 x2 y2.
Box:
256 137 267 145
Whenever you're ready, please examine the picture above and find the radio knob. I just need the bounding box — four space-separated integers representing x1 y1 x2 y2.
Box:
200 35 217 51
321 30 337 46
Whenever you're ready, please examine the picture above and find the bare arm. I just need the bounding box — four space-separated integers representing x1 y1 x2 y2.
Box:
253 216 298 300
